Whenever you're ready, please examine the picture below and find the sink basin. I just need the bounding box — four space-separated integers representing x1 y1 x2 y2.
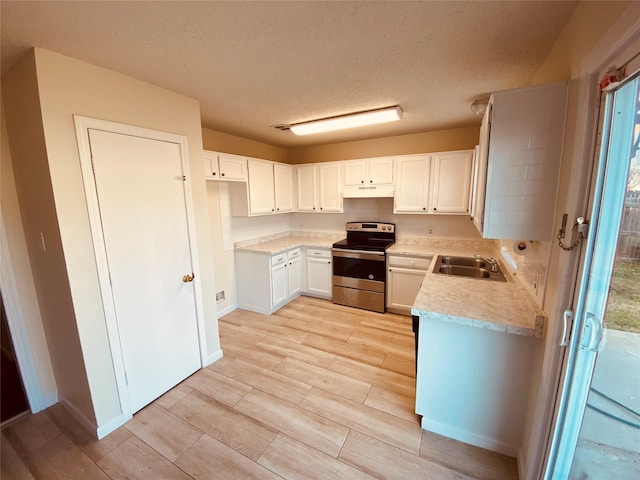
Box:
437 264 491 278
439 256 486 268
433 255 507 282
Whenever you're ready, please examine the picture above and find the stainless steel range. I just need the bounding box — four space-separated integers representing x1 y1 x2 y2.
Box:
332 222 395 313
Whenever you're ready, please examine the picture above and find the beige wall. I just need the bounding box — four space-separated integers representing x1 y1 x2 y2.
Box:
2 51 94 421
288 125 480 164
1 97 58 407
202 129 288 163
531 1 630 84
3 48 220 430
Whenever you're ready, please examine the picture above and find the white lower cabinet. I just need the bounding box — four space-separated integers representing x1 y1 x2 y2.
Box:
304 248 332 298
386 254 432 315
236 248 301 314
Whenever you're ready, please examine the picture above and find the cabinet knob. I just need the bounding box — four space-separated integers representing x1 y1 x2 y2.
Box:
277 208 280 211
320 207 323 210
433 208 437 211
369 180 373 183
221 172 225 177
361 180 364 184
422 207 426 211
328 261 331 264
212 172 217 176
313 207 316 210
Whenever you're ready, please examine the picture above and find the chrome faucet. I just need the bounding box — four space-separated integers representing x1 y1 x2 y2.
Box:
475 254 500 273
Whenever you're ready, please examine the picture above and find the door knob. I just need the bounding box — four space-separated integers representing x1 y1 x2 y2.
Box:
182 273 195 283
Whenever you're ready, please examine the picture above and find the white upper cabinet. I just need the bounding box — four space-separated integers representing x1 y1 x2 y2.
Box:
394 155 431 213
274 163 294 213
203 150 247 181
317 163 343 212
429 150 473 214
231 158 294 216
295 163 343 213
248 159 276 215
394 151 473 215
478 82 568 240
295 165 318 212
344 157 393 185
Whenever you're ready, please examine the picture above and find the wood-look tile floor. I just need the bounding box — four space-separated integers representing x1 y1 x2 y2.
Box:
1 296 519 480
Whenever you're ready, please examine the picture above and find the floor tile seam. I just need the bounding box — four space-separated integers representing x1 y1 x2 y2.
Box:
172 431 273 480
328 355 416 389
296 386 422 454
128 403 208 455
254 337 338 368
338 427 426 469
232 392 348 459
217 359 314 402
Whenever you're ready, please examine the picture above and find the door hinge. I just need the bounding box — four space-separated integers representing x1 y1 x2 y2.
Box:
124 371 129 385
176 175 186 181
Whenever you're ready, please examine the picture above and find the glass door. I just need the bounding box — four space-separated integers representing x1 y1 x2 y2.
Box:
545 74 640 479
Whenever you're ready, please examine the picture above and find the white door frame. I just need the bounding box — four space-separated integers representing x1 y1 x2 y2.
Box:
73 115 207 423
0 214 48 414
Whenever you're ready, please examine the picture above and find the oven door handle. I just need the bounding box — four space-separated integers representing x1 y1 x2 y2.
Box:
332 249 386 261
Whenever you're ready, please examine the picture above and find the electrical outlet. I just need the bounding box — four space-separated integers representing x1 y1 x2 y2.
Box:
426 226 435 236
215 290 225 303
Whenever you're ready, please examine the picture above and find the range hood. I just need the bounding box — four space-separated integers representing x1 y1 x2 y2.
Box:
342 184 395 198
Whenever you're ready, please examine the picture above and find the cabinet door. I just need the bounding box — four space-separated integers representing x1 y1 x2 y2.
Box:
343 160 366 185
248 159 275 215
274 163 294 213
296 165 317 211
368 157 394 184
318 163 343 212
203 151 220 179
394 155 430 213
430 151 473 214
387 266 427 313
271 262 288 307
218 154 247 181
288 256 301 297
306 256 332 297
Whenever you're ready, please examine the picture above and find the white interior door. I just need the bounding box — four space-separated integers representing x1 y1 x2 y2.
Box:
88 129 201 413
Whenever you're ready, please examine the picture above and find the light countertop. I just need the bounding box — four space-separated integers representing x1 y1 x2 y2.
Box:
235 234 545 339
234 231 343 254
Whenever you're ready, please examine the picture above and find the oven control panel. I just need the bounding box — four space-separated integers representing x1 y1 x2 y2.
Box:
346 222 395 233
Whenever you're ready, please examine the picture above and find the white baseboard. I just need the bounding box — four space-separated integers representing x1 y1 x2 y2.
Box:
236 304 272 315
216 303 238 318
206 349 224 366
421 417 518 457
59 395 130 440
96 412 131 440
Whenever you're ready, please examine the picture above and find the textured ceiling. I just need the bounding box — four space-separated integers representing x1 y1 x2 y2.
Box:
1 1 578 147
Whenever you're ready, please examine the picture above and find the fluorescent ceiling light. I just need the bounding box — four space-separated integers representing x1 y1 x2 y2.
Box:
290 106 403 136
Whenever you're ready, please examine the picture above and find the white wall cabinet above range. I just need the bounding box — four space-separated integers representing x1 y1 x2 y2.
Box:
203 150 247 181
344 157 394 186
474 82 568 240
343 157 395 198
394 150 473 215
230 158 294 216
295 163 343 213
236 247 302 314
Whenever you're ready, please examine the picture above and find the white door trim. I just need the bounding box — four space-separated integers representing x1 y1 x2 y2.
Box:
0 214 49 414
73 116 207 429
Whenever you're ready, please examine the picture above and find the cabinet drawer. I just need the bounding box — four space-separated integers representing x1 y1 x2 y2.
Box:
306 248 330 259
387 255 432 270
288 248 301 260
271 253 288 266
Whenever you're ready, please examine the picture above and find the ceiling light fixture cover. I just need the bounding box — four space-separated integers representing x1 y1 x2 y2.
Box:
290 106 403 136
